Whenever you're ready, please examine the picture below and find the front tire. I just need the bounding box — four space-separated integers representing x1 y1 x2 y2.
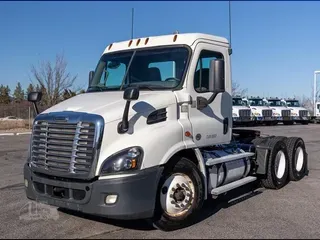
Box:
151 157 205 231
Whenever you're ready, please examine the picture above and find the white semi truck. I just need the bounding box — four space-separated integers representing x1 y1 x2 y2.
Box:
242 97 278 125
24 33 308 231
310 101 320 123
281 98 309 125
232 96 254 126
267 97 294 125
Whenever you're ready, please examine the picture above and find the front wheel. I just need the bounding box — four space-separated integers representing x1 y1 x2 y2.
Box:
151 157 205 231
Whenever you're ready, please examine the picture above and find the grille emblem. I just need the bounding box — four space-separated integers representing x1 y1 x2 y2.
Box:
54 116 68 122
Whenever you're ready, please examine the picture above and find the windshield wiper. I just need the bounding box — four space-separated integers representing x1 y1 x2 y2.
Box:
87 85 107 92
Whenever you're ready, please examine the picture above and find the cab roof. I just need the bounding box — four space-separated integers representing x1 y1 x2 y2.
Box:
103 33 229 54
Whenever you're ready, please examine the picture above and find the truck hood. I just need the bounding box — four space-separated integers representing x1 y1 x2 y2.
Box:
269 106 289 111
287 107 308 112
233 105 250 110
249 106 270 111
42 91 177 123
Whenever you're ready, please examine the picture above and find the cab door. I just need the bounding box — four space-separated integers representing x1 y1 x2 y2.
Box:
187 42 232 147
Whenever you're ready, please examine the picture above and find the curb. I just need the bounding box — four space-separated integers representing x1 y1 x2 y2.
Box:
0 132 31 136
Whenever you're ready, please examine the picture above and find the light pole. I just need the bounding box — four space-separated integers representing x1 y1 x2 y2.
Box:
313 71 320 116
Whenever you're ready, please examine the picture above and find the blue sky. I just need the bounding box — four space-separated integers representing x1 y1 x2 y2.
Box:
1 1 320 98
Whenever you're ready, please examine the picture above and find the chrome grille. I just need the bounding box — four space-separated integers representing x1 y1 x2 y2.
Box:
239 109 251 117
31 121 96 175
299 110 308 117
262 109 272 117
282 110 291 117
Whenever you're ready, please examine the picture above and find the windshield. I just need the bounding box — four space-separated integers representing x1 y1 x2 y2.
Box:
233 98 246 106
269 100 282 106
286 100 300 107
88 47 190 92
249 99 267 106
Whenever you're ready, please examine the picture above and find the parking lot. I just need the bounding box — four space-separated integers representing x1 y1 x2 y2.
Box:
1 124 320 239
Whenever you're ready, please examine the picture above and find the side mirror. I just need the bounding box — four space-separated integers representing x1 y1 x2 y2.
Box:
28 91 42 103
118 87 140 134
89 71 95 86
198 59 226 109
209 59 225 93
123 87 139 101
28 91 42 115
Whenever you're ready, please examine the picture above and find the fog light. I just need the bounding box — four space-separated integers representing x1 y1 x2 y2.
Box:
24 179 28 188
105 195 118 204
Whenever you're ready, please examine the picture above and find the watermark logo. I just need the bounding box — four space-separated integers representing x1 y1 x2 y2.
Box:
19 201 59 221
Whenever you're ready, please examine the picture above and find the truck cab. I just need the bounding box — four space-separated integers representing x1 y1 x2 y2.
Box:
267 97 294 125
24 33 308 231
282 98 309 125
232 96 254 126
311 102 320 123
243 97 277 125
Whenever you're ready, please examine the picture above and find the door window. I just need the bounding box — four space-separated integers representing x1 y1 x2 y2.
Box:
194 50 223 93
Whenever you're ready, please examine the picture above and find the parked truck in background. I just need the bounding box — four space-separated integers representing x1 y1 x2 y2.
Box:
242 97 278 125
24 33 309 231
232 96 254 126
267 97 294 125
281 98 309 125
310 101 320 123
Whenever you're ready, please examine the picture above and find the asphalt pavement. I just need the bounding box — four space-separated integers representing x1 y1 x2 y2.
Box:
1 124 320 239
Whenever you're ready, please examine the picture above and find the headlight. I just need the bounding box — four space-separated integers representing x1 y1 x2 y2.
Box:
254 112 261 116
100 147 143 175
232 113 238 117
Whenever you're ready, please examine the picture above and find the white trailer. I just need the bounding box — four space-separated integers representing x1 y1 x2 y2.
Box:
232 96 254 126
24 33 309 231
281 98 309 125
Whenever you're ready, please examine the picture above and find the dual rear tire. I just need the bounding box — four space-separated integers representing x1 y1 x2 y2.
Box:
253 136 308 189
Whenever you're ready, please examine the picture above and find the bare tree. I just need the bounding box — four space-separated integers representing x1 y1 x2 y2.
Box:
30 53 78 107
232 81 248 97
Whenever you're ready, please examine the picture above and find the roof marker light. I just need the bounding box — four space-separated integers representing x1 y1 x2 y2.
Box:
136 39 141 46
108 43 113 50
173 34 178 42
145 37 149 45
128 40 133 47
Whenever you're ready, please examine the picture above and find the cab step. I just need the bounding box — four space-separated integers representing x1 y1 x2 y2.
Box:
205 152 255 166
210 176 257 196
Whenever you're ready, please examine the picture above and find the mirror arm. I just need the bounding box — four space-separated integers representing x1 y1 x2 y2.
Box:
207 91 220 104
117 101 131 134
197 91 220 110
33 102 40 115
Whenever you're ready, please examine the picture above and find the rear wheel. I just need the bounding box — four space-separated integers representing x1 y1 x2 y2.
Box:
261 138 289 189
284 137 308 181
151 157 204 231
